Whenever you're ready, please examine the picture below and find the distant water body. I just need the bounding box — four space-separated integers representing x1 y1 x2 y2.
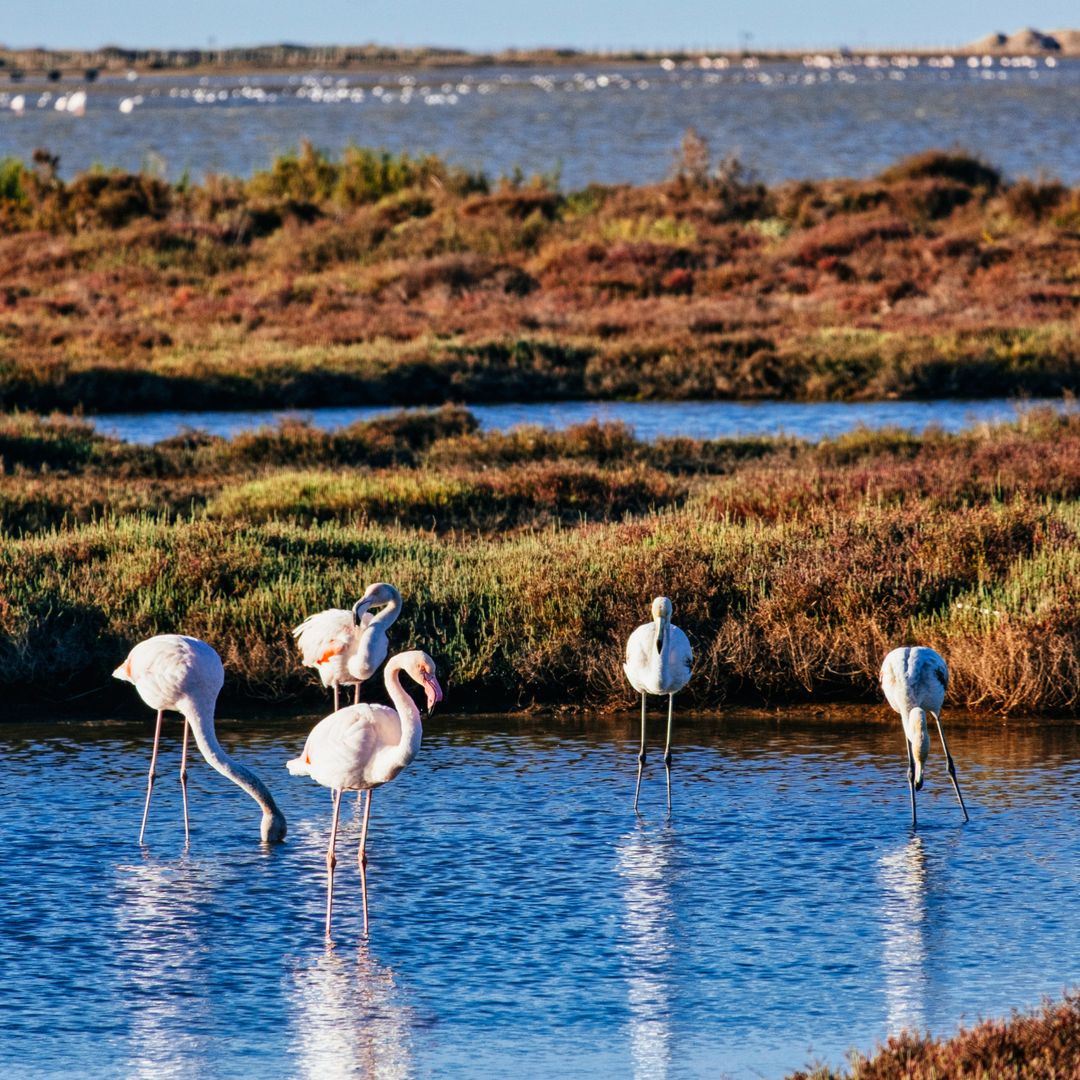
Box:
1 57 1079 187
90 397 1071 445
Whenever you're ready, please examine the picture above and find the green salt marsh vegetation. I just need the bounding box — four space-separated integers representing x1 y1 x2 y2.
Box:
2 406 1078 715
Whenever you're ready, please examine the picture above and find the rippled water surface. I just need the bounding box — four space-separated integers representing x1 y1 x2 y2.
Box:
1 59 1079 187
3 711 1079 1078
90 397 1072 445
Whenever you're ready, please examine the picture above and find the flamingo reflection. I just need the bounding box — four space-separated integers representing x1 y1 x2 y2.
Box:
113 855 214 1078
289 943 414 1079
877 835 929 1035
616 822 676 1079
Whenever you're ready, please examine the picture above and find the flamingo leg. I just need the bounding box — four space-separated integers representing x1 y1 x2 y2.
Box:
906 739 918 830
333 684 340 712
138 709 165 845
633 693 647 812
325 788 342 939
358 789 373 935
663 693 675 813
179 717 191 844
933 714 970 823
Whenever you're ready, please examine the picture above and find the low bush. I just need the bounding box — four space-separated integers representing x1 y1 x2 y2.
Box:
790 992 1080 1079
0 146 1076 411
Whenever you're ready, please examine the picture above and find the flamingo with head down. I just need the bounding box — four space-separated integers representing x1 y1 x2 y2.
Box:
880 645 969 828
113 634 287 845
287 649 443 937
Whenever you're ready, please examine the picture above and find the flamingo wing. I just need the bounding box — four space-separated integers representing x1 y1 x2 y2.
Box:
624 621 657 693
880 646 948 717
293 609 357 667
288 703 403 790
667 624 693 693
118 634 223 707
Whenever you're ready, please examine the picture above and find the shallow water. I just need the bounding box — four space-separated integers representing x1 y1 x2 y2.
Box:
1 58 1079 188
2 710 1079 1078
90 396 1071 445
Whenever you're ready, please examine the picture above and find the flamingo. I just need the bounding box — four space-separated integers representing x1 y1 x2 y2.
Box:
880 646 969 829
113 634 287 845
287 649 443 937
293 583 402 711
624 597 693 812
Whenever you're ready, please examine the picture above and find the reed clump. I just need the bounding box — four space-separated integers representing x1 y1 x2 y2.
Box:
0 143 1078 411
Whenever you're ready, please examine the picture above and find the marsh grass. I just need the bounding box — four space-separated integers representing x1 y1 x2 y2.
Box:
2 408 1079 714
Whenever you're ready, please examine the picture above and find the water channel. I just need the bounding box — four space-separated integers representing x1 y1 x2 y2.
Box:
88 397 1072 444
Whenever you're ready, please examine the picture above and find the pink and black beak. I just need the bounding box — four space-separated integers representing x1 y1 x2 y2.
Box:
422 673 444 713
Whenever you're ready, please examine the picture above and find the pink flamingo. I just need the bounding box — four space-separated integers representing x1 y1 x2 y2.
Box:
114 634 287 844
287 649 443 937
293 583 402 710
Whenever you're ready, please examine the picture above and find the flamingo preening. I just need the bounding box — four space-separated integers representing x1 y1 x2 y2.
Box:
287 649 443 938
880 646 969 829
624 597 693 812
293 583 402 711
113 634 287 845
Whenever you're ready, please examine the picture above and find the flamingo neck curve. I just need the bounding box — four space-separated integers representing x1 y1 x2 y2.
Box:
382 657 424 769
184 697 287 843
653 614 673 684
369 588 402 630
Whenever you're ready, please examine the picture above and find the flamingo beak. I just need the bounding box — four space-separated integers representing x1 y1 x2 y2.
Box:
423 674 444 712
352 600 370 626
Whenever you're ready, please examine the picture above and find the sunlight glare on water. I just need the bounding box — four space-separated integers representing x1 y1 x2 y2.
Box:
1 713 1079 1078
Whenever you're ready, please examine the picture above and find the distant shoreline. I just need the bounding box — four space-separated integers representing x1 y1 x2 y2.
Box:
1 32 1078 80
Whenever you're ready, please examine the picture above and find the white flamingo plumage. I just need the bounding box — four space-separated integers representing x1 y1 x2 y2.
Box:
293 583 402 710
287 649 443 937
880 646 969 828
113 634 287 844
623 597 693 812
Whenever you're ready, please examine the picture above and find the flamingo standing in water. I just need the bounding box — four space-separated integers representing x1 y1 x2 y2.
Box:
287 650 443 938
624 597 693 812
293 583 402 710
113 635 287 844
880 646 969 829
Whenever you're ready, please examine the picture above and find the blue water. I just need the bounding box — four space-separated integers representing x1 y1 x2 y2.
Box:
2 712 1078 1078
0 58 1078 188
89 397 1072 445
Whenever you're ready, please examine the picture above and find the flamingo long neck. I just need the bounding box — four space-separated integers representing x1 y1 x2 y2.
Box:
383 659 423 768
370 590 402 630
654 614 673 682
905 707 930 784
184 698 286 842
